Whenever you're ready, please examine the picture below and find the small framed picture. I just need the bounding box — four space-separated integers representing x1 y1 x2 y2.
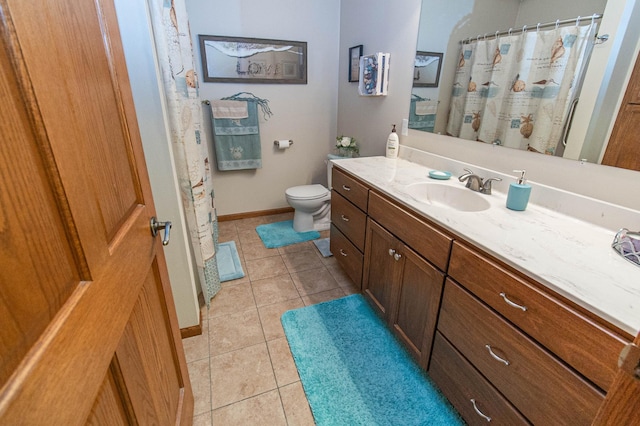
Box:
348 45 363 82
413 51 443 87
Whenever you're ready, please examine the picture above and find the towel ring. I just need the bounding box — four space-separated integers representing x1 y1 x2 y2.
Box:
508 28 513 36
522 25 527 33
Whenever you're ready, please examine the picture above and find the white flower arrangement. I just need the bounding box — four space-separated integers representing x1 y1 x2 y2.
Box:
335 136 359 157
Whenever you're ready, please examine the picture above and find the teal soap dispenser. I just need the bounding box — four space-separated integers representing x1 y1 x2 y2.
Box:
506 170 531 211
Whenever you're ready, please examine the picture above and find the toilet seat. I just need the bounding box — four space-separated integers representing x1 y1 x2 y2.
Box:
285 184 329 200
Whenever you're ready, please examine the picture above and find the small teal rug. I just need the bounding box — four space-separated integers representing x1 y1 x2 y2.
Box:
313 237 332 257
255 220 320 248
281 295 463 425
215 241 244 282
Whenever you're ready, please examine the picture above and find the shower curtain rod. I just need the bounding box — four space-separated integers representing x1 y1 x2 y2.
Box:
460 13 603 44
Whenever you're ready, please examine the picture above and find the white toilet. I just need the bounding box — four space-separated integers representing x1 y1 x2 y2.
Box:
285 154 340 232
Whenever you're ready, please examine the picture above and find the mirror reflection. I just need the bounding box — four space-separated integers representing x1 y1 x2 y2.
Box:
411 0 638 167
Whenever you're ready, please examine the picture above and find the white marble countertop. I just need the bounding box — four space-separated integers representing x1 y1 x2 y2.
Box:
332 154 640 336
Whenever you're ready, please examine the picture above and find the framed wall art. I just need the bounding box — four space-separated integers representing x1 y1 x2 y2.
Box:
198 35 307 84
413 51 443 88
349 44 363 82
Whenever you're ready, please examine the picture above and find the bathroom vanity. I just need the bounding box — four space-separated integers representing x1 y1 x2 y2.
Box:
329 152 639 425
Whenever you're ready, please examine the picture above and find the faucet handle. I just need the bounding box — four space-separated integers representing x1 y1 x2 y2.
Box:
481 177 502 194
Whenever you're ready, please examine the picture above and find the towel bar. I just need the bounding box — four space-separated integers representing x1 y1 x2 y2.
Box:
274 140 294 146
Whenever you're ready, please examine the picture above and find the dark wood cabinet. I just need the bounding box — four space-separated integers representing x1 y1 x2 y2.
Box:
330 168 369 289
362 193 450 369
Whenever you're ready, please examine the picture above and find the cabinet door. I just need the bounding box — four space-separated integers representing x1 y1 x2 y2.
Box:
391 245 445 369
362 219 401 321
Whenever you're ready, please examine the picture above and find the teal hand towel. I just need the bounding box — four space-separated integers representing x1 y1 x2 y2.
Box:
212 100 262 170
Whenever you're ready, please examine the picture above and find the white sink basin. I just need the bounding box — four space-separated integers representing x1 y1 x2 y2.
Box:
405 182 491 212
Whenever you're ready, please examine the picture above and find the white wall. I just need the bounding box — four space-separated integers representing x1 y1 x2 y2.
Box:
186 0 341 216
114 0 200 329
336 0 423 157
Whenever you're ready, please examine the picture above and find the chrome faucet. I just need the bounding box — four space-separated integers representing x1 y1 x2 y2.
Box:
459 168 483 191
458 168 502 194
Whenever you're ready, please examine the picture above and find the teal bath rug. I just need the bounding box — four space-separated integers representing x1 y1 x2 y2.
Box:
216 241 245 282
312 237 332 257
281 294 463 425
255 220 320 248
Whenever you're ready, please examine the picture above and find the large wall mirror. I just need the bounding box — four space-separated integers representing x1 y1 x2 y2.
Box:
410 0 640 168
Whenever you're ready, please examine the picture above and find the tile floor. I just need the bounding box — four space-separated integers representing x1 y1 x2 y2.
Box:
182 213 360 425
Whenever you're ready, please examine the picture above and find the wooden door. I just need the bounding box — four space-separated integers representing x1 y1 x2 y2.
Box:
602 51 640 171
391 245 445 370
592 332 640 425
362 219 401 321
0 0 193 424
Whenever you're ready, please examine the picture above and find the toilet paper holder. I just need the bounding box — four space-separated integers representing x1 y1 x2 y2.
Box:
274 140 294 146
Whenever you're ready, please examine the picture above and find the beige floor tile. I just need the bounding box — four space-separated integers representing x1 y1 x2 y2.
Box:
290 266 340 296
280 382 315 426
235 216 269 233
241 240 280 261
210 343 277 409
302 287 346 306
246 256 289 281
182 319 209 363
277 240 314 254
208 283 255 319
192 411 212 426
258 298 305 341
267 337 299 387
325 261 356 287
187 358 211 416
217 222 238 242
282 248 325 273
251 274 300 307
340 281 361 296
212 389 286 426
237 228 263 246
209 308 265 356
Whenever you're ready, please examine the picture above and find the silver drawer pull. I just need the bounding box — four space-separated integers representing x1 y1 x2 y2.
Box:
341 215 350 222
499 292 527 312
393 253 402 261
470 399 492 422
342 185 351 191
339 249 348 257
485 345 510 366
388 249 396 256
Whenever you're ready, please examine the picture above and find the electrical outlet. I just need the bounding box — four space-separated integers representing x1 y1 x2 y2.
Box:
401 119 409 136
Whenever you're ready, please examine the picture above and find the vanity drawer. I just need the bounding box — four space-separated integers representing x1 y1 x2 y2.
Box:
448 241 628 391
332 167 369 212
368 191 452 271
438 279 604 425
331 191 367 252
329 224 363 287
430 332 530 426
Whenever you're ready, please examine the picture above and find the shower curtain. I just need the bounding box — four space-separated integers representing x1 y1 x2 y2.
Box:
148 0 221 304
446 23 595 155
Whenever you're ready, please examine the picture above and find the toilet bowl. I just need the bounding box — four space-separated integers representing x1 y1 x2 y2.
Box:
285 154 340 232
285 184 331 232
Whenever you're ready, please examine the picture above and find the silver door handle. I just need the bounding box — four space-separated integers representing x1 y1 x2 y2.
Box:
150 217 172 246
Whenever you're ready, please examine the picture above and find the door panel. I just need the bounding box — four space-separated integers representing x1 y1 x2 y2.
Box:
0 29 82 387
0 0 192 424
362 219 399 320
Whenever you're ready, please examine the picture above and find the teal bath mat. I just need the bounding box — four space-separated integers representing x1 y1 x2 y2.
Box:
281 295 463 425
255 220 320 248
216 241 245 282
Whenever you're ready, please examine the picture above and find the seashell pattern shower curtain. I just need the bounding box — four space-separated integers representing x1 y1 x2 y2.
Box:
148 0 221 304
446 23 594 155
